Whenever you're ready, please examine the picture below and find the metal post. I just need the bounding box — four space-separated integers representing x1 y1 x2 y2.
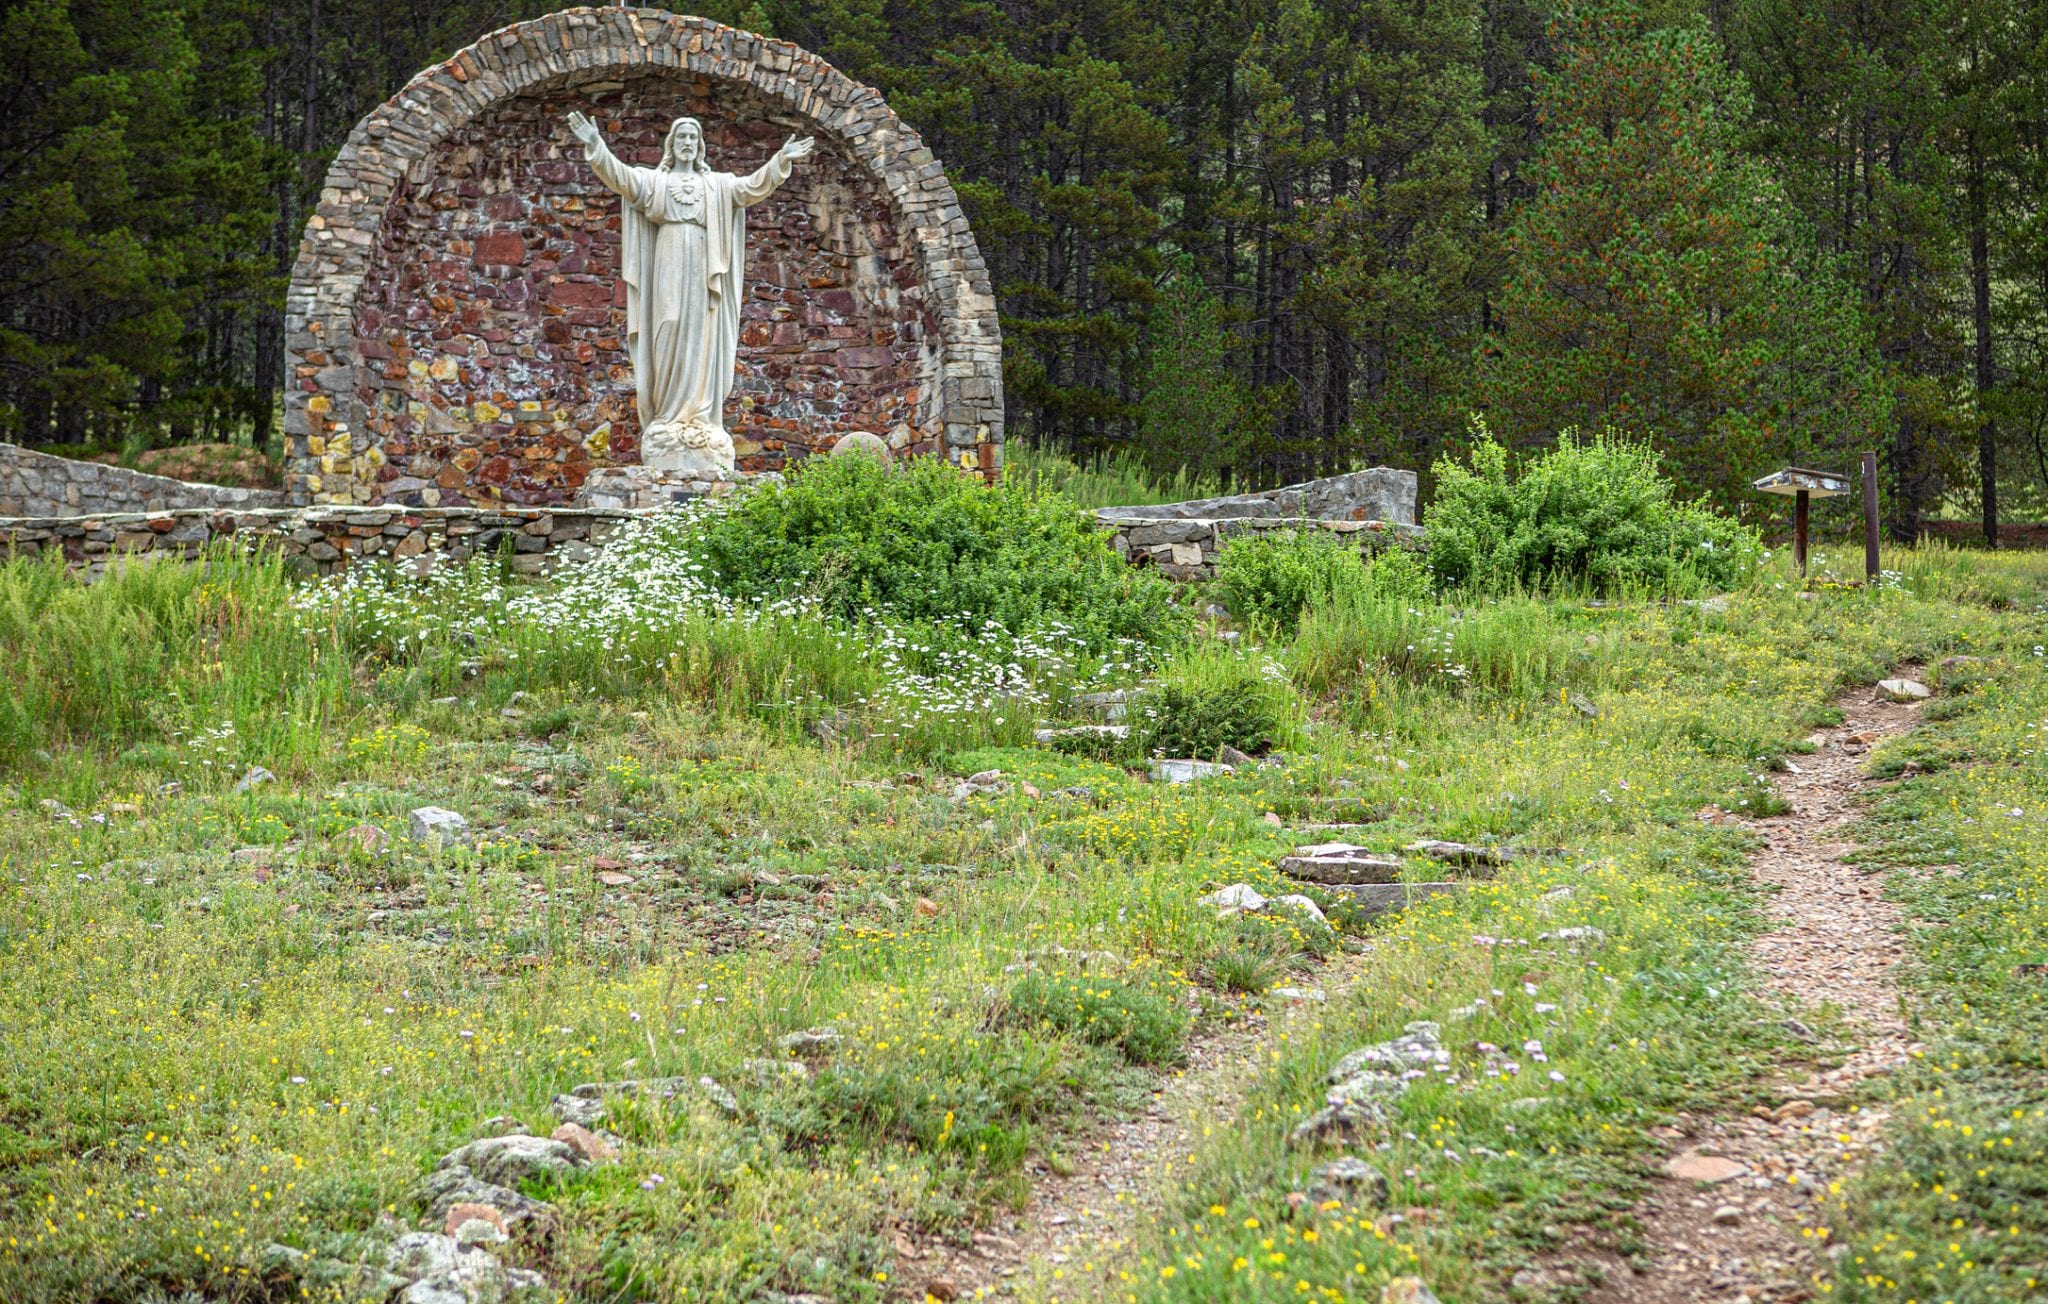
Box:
1793 488 1809 577
1861 451 1880 581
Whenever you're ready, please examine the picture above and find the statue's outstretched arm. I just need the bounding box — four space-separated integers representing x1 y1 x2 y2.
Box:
567 111 635 196
734 135 815 207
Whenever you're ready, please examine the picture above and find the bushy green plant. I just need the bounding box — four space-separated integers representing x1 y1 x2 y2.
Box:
1135 645 1301 758
691 453 1189 653
1215 530 1432 633
1213 530 1369 634
1426 426 1762 596
1362 545 1434 603
1003 973 1188 1065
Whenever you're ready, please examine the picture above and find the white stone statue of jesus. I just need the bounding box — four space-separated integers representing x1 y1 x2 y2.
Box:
567 111 813 477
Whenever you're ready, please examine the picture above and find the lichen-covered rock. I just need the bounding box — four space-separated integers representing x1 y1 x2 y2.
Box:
408 806 469 848
416 1166 554 1231
567 1076 693 1102
548 1122 618 1164
777 1027 843 1054
1198 884 1267 913
1326 1022 1445 1081
435 1135 584 1186
1271 894 1328 925
1306 1157 1390 1208
1288 1101 1385 1149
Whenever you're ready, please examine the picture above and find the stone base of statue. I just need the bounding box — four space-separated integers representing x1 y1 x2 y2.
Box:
574 465 745 510
641 418 737 480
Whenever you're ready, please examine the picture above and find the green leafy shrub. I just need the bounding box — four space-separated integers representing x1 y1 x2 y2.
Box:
1003 973 1187 1065
691 454 1189 653
1215 529 1433 633
1214 530 1369 634
1426 427 1762 596
1361 545 1434 603
1135 646 1301 758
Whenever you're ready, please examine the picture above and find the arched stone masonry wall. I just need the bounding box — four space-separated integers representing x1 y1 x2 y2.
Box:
285 7 1002 507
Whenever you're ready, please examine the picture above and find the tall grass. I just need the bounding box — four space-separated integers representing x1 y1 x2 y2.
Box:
1002 442 1222 509
1291 586 1600 703
0 550 354 772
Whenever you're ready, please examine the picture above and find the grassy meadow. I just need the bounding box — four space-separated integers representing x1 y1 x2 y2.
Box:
2 473 2046 1303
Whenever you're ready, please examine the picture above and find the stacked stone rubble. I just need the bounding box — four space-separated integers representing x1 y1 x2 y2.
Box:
1094 467 1422 581
0 506 638 582
1101 516 1422 582
1094 468 1417 525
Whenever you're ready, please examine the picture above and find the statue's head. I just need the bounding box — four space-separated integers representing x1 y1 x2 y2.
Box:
661 118 709 172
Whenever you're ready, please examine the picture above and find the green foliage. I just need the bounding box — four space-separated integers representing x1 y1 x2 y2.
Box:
1134 646 1300 759
1215 530 1433 635
1361 545 1434 603
0 549 350 769
690 454 1190 654
1215 530 1367 634
0 0 282 444
1476 1 1891 507
1003 973 1188 1065
1828 641 2048 1299
1002 442 1221 511
1291 589 1593 702
7 538 2048 1303
1425 427 1763 596
1134 255 1266 482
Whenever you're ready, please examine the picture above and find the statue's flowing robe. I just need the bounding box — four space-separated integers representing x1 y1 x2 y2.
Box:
582 138 795 439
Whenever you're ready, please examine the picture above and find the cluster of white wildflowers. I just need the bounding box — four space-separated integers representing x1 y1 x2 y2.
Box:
292 510 1162 731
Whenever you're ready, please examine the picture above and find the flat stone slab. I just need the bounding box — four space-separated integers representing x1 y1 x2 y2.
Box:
1664 1151 1749 1184
1152 759 1232 784
1279 844 1403 885
1331 881 1466 919
1405 839 1507 869
1877 678 1931 701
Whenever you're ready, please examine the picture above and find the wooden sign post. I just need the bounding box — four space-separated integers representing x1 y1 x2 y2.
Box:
1751 467 1852 578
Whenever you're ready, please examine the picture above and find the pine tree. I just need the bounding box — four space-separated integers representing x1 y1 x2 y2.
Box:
0 0 198 443
1134 255 1264 481
1728 0 1967 539
1224 0 1491 481
1479 0 1890 508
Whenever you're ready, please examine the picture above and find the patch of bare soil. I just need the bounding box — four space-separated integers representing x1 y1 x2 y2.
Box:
1590 679 1927 1304
902 952 1373 1302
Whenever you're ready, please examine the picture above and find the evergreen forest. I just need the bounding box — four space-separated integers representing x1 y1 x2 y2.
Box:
5 0 2048 537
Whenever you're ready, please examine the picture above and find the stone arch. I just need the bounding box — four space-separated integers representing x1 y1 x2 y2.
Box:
284 6 1001 506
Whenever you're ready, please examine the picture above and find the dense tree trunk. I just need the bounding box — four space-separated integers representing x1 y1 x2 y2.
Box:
1968 128 1996 546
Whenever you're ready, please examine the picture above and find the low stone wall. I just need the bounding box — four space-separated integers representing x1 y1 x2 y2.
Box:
1094 468 1416 526
0 442 285 517
0 505 639 582
1 467 1426 584
1100 515 1421 582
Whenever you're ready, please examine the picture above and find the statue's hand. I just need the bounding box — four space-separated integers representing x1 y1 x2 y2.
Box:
567 111 602 147
780 135 816 163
